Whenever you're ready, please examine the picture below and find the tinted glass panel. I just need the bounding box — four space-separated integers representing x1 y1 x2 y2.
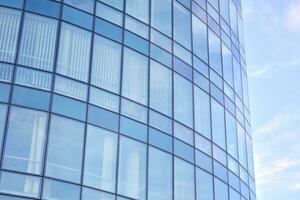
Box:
3 107 47 174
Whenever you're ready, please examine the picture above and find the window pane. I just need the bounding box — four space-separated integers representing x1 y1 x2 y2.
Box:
208 30 222 75
57 23 91 82
121 98 148 124
150 60 172 116
89 86 119 112
226 111 238 159
0 7 21 63
0 104 7 150
174 73 193 128
174 2 191 49
118 136 146 200
237 123 247 168
46 115 85 183
42 179 80 200
148 147 172 200
126 0 149 24
54 76 88 101
222 43 233 87
196 168 213 200
192 15 208 62
91 35 122 93
84 125 118 193
0 171 40 198
214 178 229 200
211 99 226 149
100 0 123 10
97 2 123 26
151 0 171 36
122 48 148 105
15 67 52 90
3 107 47 174
233 57 242 97
18 13 57 71
194 86 211 138
174 158 195 200
64 0 94 13
82 187 115 200
0 63 13 82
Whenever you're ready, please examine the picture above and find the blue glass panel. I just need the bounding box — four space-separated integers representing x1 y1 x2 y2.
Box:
149 128 172 153
88 105 119 132
174 139 194 163
120 116 147 142
95 18 122 42
52 94 86 121
195 150 212 172
213 161 228 182
124 31 149 55
194 70 209 92
0 83 10 103
173 57 193 80
228 171 240 192
178 0 191 8
150 44 172 68
0 0 23 8
12 86 50 110
26 0 60 18
62 5 93 30
193 55 209 77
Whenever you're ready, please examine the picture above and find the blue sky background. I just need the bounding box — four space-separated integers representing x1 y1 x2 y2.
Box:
243 0 300 199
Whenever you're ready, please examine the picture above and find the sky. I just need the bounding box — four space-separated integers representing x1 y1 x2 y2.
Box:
243 0 300 199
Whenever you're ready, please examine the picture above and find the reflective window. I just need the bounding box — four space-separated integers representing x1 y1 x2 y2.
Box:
0 83 11 103
124 30 149 55
96 2 123 26
0 171 40 198
174 73 193 128
150 60 172 116
89 87 119 112
95 18 123 42
126 0 149 24
25 0 60 18
12 86 50 110
18 13 57 71
226 111 238 159
64 0 94 13
148 147 172 200
121 98 148 123
174 1 191 49
149 128 172 152
42 178 80 200
118 136 146 200
0 63 13 82
194 86 211 139
247 135 255 178
56 23 91 82
122 48 148 105
82 187 115 200
0 104 7 150
46 115 85 183
84 125 118 193
208 30 222 75
3 107 47 174
192 15 208 62
0 7 21 63
120 116 147 142
15 67 52 90
174 158 195 200
222 43 233 86
100 0 124 10
237 123 247 168
214 178 229 200
88 105 119 132
211 99 226 149
220 0 230 22
91 35 122 94
196 168 214 200
52 94 87 121
125 15 149 39
233 57 243 97
54 76 88 101
151 0 171 36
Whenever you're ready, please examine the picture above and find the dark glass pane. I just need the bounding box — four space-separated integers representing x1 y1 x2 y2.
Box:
120 116 147 142
88 105 119 132
52 94 86 121
149 128 172 153
62 5 93 30
0 83 10 103
12 86 50 110
26 0 60 18
124 31 149 55
95 18 123 42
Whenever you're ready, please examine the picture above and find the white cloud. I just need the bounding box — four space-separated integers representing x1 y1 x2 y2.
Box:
253 111 300 191
286 1 300 31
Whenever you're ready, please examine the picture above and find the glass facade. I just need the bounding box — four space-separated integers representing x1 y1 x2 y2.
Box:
0 0 255 200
